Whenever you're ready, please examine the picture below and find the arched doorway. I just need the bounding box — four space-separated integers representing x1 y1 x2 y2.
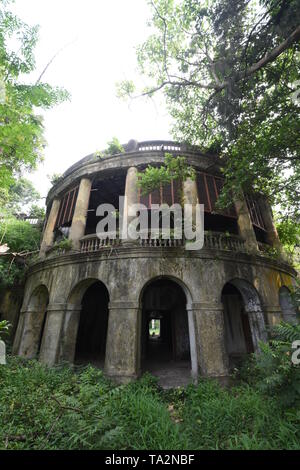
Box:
221 279 266 370
140 278 193 386
279 286 298 324
19 285 49 358
74 281 109 368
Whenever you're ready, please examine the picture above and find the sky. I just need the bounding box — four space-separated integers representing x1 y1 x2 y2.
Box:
11 0 172 201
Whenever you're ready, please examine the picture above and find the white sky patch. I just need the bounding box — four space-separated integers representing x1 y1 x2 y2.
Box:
10 0 172 202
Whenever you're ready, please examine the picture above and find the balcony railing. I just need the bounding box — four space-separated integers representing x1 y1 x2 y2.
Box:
78 231 246 254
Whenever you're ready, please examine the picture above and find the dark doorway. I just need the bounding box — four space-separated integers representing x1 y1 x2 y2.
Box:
141 278 191 386
37 308 48 357
75 281 109 368
222 283 254 369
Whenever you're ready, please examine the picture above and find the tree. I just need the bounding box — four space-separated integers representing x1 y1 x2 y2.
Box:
0 215 41 287
0 0 70 204
118 0 300 218
5 178 41 215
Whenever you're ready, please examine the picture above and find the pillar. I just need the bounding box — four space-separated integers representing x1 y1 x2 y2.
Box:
59 305 81 363
39 303 66 366
263 306 282 327
69 177 92 250
183 177 198 221
105 301 140 382
193 302 229 377
258 197 282 251
234 193 258 252
12 310 26 355
121 167 139 241
39 198 61 257
17 308 44 358
245 308 268 351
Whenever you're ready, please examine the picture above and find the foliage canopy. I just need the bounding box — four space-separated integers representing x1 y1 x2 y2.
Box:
118 0 300 218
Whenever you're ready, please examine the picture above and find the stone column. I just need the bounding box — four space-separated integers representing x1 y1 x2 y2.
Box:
59 305 81 363
17 309 45 358
245 308 268 352
234 193 258 252
263 306 282 328
258 197 282 250
121 167 139 241
105 301 140 383
69 177 92 250
187 307 199 380
193 302 229 377
183 178 198 219
39 198 61 257
12 310 26 355
39 303 66 366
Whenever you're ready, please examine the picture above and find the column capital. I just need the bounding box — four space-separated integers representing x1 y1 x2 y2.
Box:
46 303 68 313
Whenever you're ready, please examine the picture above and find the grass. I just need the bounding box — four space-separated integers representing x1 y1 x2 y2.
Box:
0 356 299 450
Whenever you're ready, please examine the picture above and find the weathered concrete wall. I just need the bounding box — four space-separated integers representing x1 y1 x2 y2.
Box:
13 245 296 382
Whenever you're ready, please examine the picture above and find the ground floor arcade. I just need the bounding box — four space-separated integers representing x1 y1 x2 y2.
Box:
12 250 298 386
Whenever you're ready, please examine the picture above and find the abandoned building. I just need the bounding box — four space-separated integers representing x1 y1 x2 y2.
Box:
12 140 298 385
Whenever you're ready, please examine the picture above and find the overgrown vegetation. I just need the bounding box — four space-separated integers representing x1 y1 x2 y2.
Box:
239 322 300 407
1 322 300 450
0 320 10 340
137 152 195 200
0 215 41 288
0 0 69 205
118 0 300 220
95 137 125 158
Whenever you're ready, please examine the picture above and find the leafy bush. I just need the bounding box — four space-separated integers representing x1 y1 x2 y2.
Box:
52 238 73 252
0 217 41 288
239 322 300 407
137 153 195 197
0 320 10 340
1 358 300 450
181 379 300 450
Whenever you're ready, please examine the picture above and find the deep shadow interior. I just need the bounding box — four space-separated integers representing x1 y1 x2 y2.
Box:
75 281 109 367
141 279 191 385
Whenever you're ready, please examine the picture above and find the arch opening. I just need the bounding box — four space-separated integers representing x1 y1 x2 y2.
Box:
140 278 193 386
221 282 255 370
279 286 298 324
74 280 109 368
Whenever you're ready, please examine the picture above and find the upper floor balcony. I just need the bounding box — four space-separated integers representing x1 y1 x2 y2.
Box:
39 140 284 262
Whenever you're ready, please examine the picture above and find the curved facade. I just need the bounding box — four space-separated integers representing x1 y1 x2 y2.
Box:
13 140 298 383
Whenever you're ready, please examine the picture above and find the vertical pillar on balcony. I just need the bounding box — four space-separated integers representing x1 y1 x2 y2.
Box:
69 177 92 250
259 197 282 251
39 198 61 257
183 178 198 216
193 302 229 377
234 193 258 252
121 167 139 241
